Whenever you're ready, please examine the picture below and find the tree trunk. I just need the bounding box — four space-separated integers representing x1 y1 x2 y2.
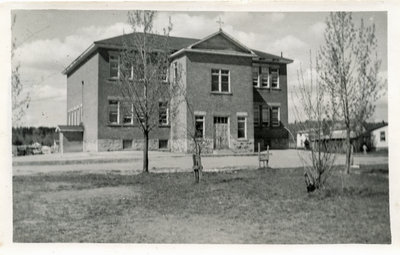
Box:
345 128 351 174
143 131 149 173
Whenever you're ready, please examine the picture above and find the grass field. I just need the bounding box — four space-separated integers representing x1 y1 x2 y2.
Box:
13 165 391 243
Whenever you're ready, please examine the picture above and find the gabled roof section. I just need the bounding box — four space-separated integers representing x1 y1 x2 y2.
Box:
170 29 257 59
188 29 255 54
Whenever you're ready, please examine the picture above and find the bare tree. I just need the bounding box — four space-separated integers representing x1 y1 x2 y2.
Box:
116 10 182 173
292 51 337 192
11 14 30 126
318 12 384 174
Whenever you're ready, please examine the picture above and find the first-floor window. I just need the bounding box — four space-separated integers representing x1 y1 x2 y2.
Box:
271 106 280 127
109 100 119 124
380 131 386 141
159 101 169 126
122 102 133 125
195 115 205 138
261 105 270 127
237 116 246 139
254 105 260 126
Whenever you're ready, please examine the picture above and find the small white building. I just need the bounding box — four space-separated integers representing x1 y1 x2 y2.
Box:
297 131 310 149
370 124 388 151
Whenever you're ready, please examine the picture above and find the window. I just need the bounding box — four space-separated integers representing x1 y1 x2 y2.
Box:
261 67 269 87
253 66 269 87
159 139 168 149
252 67 259 86
271 106 280 127
109 100 119 124
261 105 270 127
195 115 205 138
122 103 133 125
254 105 260 126
270 68 279 88
121 61 133 80
159 102 169 126
380 131 386 142
237 116 246 139
211 69 230 92
109 55 119 79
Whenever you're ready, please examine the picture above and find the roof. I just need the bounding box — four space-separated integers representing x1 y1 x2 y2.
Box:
94 32 199 51
56 125 84 132
364 122 388 133
252 49 293 63
63 30 293 75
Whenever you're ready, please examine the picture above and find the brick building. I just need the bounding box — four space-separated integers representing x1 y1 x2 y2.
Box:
58 29 293 153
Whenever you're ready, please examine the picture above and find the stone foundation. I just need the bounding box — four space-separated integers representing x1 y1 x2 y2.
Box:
98 139 161 151
231 138 254 153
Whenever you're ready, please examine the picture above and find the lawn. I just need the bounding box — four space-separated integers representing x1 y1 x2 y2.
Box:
13 166 391 243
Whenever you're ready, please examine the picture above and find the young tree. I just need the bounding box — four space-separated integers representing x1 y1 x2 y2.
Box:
293 51 337 192
318 12 384 174
116 11 182 173
11 14 30 126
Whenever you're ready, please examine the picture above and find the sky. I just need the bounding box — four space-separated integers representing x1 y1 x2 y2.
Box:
11 10 387 127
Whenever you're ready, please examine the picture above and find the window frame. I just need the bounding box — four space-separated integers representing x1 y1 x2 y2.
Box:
380 131 386 142
270 67 280 89
195 115 205 139
109 54 120 79
237 116 247 139
108 100 120 125
211 69 230 93
271 106 280 127
122 103 134 125
261 104 270 127
159 101 169 126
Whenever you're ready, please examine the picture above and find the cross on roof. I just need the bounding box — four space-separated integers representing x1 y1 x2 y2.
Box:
216 17 224 30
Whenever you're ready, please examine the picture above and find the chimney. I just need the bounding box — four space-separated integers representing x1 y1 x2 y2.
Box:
281 52 283 58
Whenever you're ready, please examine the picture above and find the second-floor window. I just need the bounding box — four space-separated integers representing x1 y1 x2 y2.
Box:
211 69 230 93
109 55 119 79
270 68 279 88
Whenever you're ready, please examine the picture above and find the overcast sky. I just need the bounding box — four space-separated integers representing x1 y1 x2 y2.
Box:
12 10 387 127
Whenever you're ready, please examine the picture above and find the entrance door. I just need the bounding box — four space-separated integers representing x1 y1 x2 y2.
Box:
214 117 229 149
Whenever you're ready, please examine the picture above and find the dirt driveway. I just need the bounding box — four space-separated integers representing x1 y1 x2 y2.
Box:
12 150 388 175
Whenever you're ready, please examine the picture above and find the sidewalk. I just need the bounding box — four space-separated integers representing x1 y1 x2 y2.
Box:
12 149 388 176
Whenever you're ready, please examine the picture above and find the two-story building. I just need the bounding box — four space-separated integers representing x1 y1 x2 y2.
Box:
58 29 293 153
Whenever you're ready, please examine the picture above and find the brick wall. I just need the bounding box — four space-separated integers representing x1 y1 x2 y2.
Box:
185 52 255 152
253 63 289 149
96 48 170 151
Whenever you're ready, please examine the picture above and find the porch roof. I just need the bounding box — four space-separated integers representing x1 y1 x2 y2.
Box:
56 125 84 132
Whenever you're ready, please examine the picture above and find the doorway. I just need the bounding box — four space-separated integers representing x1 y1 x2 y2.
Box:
214 116 229 149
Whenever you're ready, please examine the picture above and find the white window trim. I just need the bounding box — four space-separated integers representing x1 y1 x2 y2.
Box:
109 54 120 79
270 68 280 89
159 101 169 126
237 116 247 139
271 106 281 127
212 69 231 93
195 115 205 138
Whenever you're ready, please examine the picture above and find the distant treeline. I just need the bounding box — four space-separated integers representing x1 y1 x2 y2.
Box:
12 127 58 146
